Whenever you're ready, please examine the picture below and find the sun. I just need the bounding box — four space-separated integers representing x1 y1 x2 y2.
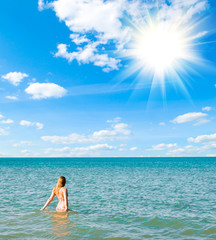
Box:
134 22 187 73
121 16 207 98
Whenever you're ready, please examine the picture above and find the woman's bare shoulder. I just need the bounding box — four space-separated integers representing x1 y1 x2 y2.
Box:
58 187 67 192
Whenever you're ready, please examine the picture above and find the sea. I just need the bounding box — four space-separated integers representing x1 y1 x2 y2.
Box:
0 157 216 239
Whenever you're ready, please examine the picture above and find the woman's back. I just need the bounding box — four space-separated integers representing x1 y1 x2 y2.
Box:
40 176 69 212
56 187 68 212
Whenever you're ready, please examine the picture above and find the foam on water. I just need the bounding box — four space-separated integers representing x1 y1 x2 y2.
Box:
0 157 216 239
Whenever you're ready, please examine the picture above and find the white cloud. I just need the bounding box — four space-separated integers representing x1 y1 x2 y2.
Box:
38 0 45 10
51 0 126 40
202 106 212 111
163 132 216 156
45 146 71 153
107 117 121 123
188 133 216 144
193 118 210 126
130 147 138 151
148 143 177 151
92 123 131 140
55 43 120 72
2 72 28 86
171 112 208 125
42 133 89 144
13 141 33 147
25 82 67 99
157 0 208 23
119 148 126 151
39 0 208 71
166 145 203 156
38 0 52 11
45 143 116 156
0 128 9 136
206 154 216 157
21 149 30 154
5 96 18 100
74 144 116 151
113 123 131 135
92 129 117 139
0 114 3 119
35 122 44 130
41 0 130 71
20 120 34 127
0 152 6 156
119 144 126 147
205 143 216 150
42 122 131 144
70 33 89 45
165 130 216 156
20 120 44 130
182 1 208 23
1 119 14 124
159 122 165 126
188 31 208 41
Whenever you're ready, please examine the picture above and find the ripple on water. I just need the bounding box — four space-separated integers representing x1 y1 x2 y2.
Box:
0 157 216 239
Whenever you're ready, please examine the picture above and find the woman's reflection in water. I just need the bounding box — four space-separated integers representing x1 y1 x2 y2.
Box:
46 210 75 238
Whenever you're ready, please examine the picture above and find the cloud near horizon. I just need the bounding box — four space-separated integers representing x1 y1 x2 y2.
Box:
166 145 203 156
41 121 131 144
188 133 216 144
148 143 177 151
44 143 117 157
163 132 216 156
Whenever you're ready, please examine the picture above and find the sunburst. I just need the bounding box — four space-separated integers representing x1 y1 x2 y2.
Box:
120 15 209 99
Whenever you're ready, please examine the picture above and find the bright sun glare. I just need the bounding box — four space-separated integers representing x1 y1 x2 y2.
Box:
135 23 186 72
123 17 207 98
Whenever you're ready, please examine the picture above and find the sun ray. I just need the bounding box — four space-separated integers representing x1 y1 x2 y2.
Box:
119 10 211 101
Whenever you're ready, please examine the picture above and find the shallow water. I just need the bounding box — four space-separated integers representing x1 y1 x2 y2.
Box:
0 157 216 239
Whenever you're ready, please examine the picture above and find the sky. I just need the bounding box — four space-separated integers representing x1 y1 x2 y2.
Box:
0 0 216 157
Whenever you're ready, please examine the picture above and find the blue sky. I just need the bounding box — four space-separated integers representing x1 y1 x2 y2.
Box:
0 0 216 157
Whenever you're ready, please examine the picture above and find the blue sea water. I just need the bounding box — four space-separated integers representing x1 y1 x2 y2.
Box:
0 157 216 239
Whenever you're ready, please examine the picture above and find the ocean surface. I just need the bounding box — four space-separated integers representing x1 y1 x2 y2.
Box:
0 157 216 239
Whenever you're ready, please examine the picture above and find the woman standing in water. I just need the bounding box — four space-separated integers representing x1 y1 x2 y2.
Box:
40 176 69 212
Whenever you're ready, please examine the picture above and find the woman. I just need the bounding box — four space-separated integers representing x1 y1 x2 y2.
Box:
40 176 69 212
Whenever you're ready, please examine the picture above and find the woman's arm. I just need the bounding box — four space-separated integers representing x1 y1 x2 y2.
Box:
63 188 68 211
40 190 55 210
